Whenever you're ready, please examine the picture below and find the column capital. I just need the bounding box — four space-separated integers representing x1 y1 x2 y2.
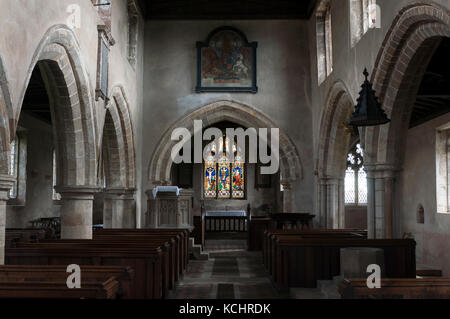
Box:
55 185 101 200
104 188 136 200
0 174 15 201
318 176 343 185
364 164 397 179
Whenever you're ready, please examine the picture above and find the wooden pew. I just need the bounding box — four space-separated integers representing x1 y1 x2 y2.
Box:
263 230 367 275
0 277 119 299
5 229 47 247
93 228 189 270
6 245 164 299
339 278 450 299
248 217 271 251
272 237 416 290
36 234 180 292
9 229 187 299
0 265 135 299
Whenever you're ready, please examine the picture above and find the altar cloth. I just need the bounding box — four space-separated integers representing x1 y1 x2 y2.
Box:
205 210 246 217
152 186 182 199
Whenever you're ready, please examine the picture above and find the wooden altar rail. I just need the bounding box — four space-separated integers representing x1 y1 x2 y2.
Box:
205 216 248 232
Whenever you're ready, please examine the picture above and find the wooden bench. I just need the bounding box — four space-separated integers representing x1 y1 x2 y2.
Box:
6 245 164 299
266 235 415 290
93 228 189 270
339 278 450 299
264 229 367 275
36 234 181 291
0 265 135 299
0 277 119 299
5 229 47 248
7 229 188 298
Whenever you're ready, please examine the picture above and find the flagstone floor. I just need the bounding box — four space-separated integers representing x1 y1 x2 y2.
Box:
167 237 286 299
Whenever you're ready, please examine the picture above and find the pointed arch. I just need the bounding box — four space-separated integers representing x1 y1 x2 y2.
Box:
148 99 303 186
102 85 136 190
317 81 356 179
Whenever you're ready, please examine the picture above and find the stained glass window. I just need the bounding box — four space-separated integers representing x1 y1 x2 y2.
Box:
344 143 367 205
203 136 246 199
204 153 217 199
232 154 245 199
218 154 231 198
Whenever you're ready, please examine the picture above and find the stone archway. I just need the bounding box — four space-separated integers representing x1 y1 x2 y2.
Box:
148 99 303 212
15 25 98 239
101 86 137 228
317 81 355 229
362 3 450 238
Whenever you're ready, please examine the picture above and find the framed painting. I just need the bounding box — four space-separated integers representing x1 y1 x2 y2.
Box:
196 26 258 93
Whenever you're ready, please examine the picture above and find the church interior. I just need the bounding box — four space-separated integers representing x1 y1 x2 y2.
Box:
0 0 449 301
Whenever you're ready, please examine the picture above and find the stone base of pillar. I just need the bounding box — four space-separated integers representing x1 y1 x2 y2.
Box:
56 186 100 239
0 175 16 264
103 188 136 229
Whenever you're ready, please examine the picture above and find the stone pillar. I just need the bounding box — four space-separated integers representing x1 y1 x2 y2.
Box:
319 177 343 229
366 168 376 239
326 181 338 229
281 181 292 213
56 186 99 239
103 188 136 229
338 178 345 228
0 175 15 265
365 165 396 239
319 180 327 228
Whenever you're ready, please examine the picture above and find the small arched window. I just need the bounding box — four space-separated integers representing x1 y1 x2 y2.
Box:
9 135 19 199
345 143 367 205
417 204 425 224
127 0 139 68
8 131 27 203
316 0 333 84
52 150 61 201
350 0 378 46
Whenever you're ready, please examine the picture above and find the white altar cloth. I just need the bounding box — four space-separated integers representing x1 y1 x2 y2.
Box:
206 210 246 217
152 186 182 199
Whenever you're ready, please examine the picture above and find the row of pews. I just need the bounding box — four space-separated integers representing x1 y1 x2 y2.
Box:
1 228 189 299
263 228 450 298
263 229 416 290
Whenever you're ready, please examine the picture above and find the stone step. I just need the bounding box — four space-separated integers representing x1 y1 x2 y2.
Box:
189 238 209 260
318 280 341 299
290 287 326 299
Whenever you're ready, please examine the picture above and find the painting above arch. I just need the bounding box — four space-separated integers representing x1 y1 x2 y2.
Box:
196 27 258 93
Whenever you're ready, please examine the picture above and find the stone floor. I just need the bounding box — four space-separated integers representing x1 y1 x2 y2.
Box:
168 236 340 299
168 238 286 299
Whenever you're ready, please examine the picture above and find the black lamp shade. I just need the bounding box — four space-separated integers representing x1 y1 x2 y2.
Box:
349 68 391 127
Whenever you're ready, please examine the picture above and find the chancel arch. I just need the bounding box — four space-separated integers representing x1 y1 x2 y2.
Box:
148 99 303 219
362 3 450 239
